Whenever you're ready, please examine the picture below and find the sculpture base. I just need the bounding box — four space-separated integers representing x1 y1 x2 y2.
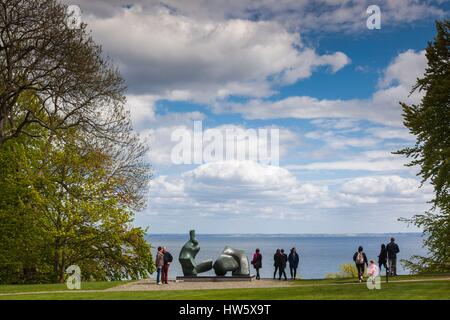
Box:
176 275 255 282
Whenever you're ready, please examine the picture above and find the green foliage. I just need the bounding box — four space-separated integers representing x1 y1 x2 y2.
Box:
326 263 359 279
401 209 450 274
0 0 154 283
0 133 53 283
396 20 450 273
397 20 450 207
0 125 154 283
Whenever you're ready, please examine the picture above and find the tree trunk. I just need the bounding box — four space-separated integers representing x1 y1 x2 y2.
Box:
58 251 65 283
53 239 60 282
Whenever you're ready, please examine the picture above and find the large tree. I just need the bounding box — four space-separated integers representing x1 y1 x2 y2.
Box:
0 0 125 145
0 112 154 283
0 0 154 283
38 129 153 282
397 20 450 273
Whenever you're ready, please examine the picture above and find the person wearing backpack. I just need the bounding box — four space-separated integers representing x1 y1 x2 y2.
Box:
353 246 368 282
386 237 400 276
288 247 299 280
162 247 173 284
251 248 262 280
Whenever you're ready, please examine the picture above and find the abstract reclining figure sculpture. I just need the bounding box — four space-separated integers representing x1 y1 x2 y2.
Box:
179 230 213 276
213 246 250 276
179 230 250 277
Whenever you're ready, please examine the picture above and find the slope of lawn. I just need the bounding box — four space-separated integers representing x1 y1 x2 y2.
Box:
0 281 128 294
293 273 450 285
0 275 449 300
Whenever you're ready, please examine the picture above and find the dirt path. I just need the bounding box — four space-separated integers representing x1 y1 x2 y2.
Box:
105 279 292 292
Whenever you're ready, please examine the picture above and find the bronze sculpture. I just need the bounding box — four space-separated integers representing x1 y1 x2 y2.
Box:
179 230 251 277
213 246 250 276
178 230 213 276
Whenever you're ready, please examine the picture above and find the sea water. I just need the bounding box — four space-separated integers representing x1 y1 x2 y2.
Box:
146 233 426 279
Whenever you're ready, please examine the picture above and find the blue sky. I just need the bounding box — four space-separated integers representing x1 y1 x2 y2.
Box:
64 0 449 234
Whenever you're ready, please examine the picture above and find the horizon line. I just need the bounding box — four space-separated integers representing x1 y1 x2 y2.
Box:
146 232 422 236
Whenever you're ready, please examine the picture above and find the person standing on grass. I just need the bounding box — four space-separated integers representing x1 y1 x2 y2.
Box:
367 259 380 286
155 246 164 285
278 249 288 281
353 246 368 283
161 247 173 284
273 249 280 279
251 248 262 280
367 260 379 277
288 247 299 280
386 237 400 276
378 244 388 274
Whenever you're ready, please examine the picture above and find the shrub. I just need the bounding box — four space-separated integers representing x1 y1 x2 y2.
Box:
326 263 360 279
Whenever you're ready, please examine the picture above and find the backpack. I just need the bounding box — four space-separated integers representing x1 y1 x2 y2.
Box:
356 252 364 264
164 252 173 263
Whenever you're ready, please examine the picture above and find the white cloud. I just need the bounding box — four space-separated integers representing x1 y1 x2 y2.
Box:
141 122 299 166
148 160 336 218
305 130 380 149
286 149 411 172
67 1 445 33
366 127 415 141
145 161 432 222
125 94 157 127
81 6 350 101
220 50 426 126
185 160 297 187
337 175 433 205
340 175 420 196
378 49 427 89
310 119 361 131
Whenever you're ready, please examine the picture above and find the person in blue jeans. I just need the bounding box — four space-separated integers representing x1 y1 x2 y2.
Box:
386 237 400 276
155 246 164 285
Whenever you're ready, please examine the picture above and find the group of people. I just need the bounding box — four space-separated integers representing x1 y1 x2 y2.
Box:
352 237 400 282
252 238 400 283
155 238 400 283
251 247 299 281
155 247 173 285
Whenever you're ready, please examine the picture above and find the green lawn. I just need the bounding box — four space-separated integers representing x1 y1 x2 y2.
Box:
293 273 450 285
0 275 449 300
0 280 127 294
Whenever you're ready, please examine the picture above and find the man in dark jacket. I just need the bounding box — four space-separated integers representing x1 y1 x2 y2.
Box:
162 247 173 284
288 247 299 280
386 237 400 276
378 244 388 274
278 249 288 281
273 249 280 279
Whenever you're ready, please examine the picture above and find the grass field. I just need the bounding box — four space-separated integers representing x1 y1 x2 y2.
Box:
0 280 129 294
0 275 449 300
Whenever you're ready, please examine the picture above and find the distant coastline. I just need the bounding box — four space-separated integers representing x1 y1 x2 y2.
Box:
147 232 422 237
